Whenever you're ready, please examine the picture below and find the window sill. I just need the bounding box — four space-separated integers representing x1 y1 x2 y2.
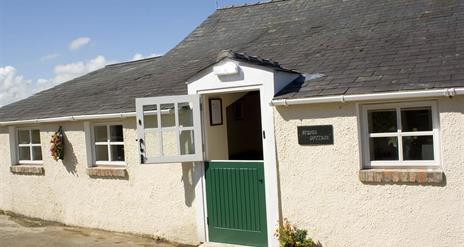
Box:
87 166 128 178
10 165 45 175
359 169 444 185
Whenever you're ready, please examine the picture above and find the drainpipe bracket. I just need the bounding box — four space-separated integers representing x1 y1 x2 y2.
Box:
340 95 346 103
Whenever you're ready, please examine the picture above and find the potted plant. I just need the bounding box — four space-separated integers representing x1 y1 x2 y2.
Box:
275 218 317 247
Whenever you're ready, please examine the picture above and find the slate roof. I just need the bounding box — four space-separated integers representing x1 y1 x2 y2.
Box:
1 0 464 121
216 50 298 73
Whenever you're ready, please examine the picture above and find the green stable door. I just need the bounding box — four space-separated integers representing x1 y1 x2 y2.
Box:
205 161 268 247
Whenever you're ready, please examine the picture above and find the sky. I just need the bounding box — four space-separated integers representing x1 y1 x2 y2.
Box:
0 0 253 107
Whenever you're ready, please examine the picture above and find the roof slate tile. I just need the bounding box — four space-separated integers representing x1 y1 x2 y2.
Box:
1 0 464 121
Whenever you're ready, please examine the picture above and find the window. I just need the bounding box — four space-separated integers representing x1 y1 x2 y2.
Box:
361 101 439 168
17 129 43 164
136 95 203 164
93 124 125 165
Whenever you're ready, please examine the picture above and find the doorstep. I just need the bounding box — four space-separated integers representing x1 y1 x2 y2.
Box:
199 242 251 247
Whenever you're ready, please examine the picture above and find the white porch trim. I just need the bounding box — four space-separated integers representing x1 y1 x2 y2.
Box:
187 58 291 247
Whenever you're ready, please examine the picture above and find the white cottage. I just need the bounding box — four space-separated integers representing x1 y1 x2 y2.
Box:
1 0 463 246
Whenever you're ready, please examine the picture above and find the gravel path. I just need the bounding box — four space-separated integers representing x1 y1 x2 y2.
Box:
0 214 193 247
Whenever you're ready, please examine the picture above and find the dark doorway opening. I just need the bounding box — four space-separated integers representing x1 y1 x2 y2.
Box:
226 91 263 160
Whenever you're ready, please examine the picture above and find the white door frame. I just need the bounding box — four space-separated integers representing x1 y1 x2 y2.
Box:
190 84 280 247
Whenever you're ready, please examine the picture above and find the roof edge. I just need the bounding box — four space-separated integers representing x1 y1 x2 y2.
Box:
3 87 463 125
0 109 171 126
216 50 299 73
218 0 289 10
272 87 464 106
106 55 163 68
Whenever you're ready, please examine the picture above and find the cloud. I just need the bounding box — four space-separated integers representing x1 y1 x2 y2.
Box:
131 52 162 61
69 37 91 51
132 53 145 61
40 53 60 62
0 55 112 107
0 66 33 106
37 55 110 90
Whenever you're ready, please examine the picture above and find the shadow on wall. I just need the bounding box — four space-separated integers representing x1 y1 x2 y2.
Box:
53 126 78 176
313 242 324 247
181 162 195 207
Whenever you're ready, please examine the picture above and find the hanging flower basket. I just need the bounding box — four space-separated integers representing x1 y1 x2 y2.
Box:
50 126 65 161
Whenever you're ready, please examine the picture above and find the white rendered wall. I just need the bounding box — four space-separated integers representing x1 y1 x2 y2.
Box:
0 118 200 245
274 97 464 247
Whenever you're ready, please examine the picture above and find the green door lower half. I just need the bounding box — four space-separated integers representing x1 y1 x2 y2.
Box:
205 161 268 247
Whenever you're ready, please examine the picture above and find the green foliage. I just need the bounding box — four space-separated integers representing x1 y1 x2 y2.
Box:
275 218 316 247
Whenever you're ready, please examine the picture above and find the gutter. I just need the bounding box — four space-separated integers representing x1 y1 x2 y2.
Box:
0 110 171 127
2 87 463 126
271 87 464 106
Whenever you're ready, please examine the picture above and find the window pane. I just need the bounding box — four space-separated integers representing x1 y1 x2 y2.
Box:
369 137 398 160
110 125 123 142
31 130 41 144
19 147 31 160
94 126 108 142
401 107 432 132
161 104 175 128
403 136 434 160
95 145 109 161
18 130 30 144
180 130 195 155
145 130 161 157
178 102 193 127
368 110 397 133
110 145 125 162
32 146 43 161
162 130 177 156
143 105 158 128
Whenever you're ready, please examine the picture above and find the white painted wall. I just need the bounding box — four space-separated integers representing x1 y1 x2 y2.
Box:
0 118 200 245
274 96 464 247
188 58 274 94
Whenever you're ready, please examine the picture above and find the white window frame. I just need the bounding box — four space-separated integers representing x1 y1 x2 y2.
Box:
16 128 43 165
136 95 203 164
91 123 126 166
361 101 440 168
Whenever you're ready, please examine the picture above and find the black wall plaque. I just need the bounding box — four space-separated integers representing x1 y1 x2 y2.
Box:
298 125 334 145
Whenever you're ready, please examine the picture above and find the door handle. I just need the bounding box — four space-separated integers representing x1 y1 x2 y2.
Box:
139 138 145 164
258 179 264 183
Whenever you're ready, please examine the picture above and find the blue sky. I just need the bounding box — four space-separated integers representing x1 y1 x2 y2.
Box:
0 0 253 106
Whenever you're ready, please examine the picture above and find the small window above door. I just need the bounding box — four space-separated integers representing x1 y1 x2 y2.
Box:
136 95 203 164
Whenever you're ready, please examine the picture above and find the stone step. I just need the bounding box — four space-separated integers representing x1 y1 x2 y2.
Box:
199 242 251 247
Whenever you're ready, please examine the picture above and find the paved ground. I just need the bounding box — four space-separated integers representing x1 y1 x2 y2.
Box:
0 214 193 247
